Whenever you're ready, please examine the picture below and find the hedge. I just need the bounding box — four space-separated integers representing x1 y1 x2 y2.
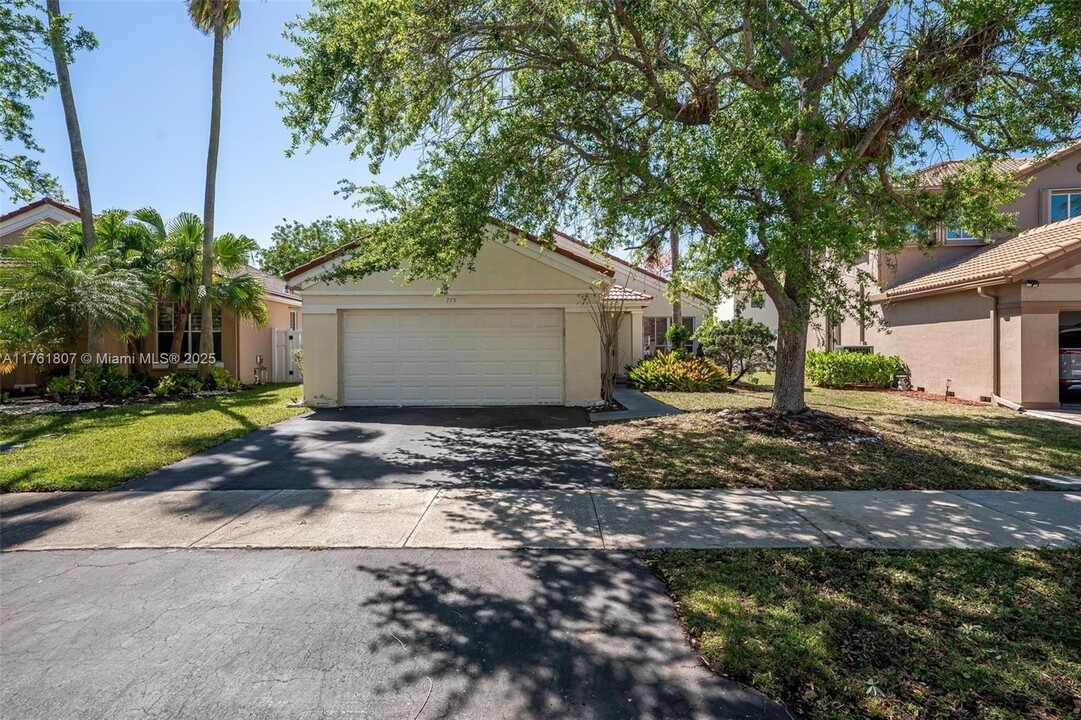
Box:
805 350 906 388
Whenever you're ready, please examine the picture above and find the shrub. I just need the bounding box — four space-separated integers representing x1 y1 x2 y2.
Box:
152 373 204 398
291 348 303 373
627 351 730 392
695 317 776 383
207 366 241 391
46 364 147 404
805 350 906 388
665 323 692 349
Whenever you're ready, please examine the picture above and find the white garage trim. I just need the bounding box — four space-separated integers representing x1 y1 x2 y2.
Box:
340 308 565 406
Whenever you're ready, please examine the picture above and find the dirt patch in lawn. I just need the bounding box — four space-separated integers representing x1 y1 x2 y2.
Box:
716 407 880 445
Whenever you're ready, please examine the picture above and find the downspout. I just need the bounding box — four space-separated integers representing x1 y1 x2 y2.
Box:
976 286 1016 410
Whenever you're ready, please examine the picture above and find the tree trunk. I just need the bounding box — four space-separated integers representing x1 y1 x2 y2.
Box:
669 225 682 328
46 0 103 362
45 0 93 250
168 309 190 373
198 4 225 380
771 300 810 414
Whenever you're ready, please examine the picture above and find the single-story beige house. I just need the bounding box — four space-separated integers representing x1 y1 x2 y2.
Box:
0 199 303 390
285 223 708 407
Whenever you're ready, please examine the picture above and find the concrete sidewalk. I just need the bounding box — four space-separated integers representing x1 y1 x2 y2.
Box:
3 488 1078 551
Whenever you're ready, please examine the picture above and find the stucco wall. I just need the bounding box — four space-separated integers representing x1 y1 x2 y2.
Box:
998 305 1023 403
565 310 602 405
235 297 302 384
301 312 339 406
295 240 606 407
874 290 994 401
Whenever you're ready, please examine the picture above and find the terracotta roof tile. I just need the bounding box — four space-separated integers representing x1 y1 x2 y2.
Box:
875 215 1081 299
913 156 1032 188
604 285 653 303
227 265 301 302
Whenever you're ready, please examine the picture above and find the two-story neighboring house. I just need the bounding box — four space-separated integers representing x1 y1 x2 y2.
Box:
716 142 1081 409
852 143 1081 409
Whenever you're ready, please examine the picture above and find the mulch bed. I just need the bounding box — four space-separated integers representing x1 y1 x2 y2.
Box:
715 407 881 444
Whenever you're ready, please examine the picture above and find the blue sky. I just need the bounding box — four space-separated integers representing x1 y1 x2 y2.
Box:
9 0 417 246
11 1 990 252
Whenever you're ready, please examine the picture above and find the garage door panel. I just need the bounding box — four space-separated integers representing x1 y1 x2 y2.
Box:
342 309 564 406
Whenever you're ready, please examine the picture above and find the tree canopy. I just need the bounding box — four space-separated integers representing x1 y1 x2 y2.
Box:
0 0 95 203
256 216 373 277
277 0 1081 412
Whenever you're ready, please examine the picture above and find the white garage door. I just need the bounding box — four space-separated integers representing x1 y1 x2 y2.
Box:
341 308 564 406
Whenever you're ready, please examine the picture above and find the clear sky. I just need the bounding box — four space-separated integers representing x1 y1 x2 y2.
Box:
8 0 418 247
11 1 985 252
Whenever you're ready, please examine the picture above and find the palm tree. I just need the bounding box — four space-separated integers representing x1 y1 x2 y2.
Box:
44 0 94 252
0 239 149 378
150 212 267 372
187 0 241 379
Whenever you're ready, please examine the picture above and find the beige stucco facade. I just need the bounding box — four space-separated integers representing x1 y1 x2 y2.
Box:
292 235 633 407
863 254 1081 408
804 147 1081 408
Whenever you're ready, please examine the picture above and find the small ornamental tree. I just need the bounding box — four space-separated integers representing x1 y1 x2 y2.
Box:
696 317 777 384
277 0 1081 413
581 281 628 406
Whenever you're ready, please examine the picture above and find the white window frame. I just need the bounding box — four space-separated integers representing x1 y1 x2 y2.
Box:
1049 189 1081 223
289 310 298 331
643 316 698 353
153 302 225 369
942 226 979 245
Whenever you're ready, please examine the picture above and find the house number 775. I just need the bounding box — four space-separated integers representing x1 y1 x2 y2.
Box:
445 297 457 303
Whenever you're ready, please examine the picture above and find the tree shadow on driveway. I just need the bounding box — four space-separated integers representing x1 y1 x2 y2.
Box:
123 406 617 491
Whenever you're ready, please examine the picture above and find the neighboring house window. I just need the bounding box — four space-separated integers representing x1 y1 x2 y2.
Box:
1050 190 1081 222
156 303 222 362
943 227 978 245
289 310 298 331
643 316 696 352
643 316 670 352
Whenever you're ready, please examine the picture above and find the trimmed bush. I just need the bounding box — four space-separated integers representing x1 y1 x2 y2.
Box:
805 350 906 388
627 351 730 392
695 317 776 383
665 323 692 349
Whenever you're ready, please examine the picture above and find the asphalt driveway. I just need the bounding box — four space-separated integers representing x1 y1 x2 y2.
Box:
0 548 790 720
123 406 618 491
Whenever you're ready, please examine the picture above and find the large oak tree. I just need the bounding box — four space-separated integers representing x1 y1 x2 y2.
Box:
277 0 1080 413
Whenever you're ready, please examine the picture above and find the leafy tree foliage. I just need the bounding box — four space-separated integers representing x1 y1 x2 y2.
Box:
0 0 95 203
277 0 1081 412
256 216 373 277
0 238 149 377
696 317 776 384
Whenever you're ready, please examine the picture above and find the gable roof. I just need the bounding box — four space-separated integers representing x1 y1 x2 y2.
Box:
872 215 1081 300
0 197 80 225
913 140 1081 189
282 222 616 283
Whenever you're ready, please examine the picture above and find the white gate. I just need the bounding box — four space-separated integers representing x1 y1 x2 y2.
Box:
272 329 303 383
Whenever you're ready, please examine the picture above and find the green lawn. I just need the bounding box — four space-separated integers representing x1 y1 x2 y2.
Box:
650 548 1081 720
0 384 306 492
596 378 1080 490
